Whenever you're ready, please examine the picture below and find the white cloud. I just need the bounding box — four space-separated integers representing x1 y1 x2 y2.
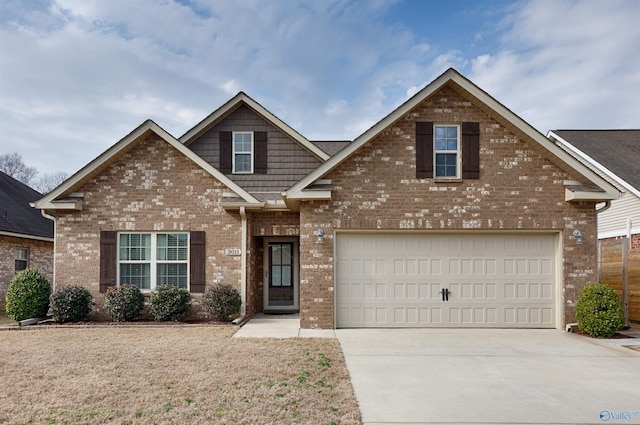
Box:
468 0 640 132
0 0 638 178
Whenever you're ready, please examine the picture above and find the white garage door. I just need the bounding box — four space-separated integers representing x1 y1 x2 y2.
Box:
336 233 557 328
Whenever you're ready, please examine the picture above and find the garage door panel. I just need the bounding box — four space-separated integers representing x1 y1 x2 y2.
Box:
336 233 557 328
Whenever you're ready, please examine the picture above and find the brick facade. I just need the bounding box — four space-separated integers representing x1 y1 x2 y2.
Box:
0 236 54 309
298 85 598 328
53 134 243 319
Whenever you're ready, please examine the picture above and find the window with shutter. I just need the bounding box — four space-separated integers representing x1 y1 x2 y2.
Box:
461 122 480 179
113 232 191 291
416 121 480 180
219 131 232 173
416 122 433 178
100 231 117 293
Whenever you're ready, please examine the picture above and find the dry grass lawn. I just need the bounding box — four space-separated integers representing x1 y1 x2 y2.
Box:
0 326 361 424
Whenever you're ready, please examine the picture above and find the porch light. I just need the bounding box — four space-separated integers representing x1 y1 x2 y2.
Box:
315 228 324 244
573 229 584 245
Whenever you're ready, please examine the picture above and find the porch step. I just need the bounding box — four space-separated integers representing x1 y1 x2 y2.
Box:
263 309 299 315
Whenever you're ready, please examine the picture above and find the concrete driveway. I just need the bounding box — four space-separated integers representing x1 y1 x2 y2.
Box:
336 329 640 425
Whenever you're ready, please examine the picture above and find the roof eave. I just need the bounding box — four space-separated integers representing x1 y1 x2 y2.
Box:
34 120 261 210
0 230 55 243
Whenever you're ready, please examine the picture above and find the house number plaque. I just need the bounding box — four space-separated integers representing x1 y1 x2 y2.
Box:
225 248 242 256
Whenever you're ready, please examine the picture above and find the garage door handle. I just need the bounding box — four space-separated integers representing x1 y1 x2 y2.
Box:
440 288 451 302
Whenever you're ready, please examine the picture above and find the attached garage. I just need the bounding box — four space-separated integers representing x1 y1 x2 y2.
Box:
336 233 559 328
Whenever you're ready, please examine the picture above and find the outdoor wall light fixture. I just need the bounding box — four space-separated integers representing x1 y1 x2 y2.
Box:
573 229 584 245
315 228 324 244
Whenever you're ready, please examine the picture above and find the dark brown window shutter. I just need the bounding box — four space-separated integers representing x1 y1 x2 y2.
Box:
219 131 232 173
462 122 480 179
100 231 117 293
254 131 268 174
416 122 433 178
190 231 206 293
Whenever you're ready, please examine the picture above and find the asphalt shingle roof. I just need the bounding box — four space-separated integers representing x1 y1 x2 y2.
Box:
0 171 54 239
553 130 640 191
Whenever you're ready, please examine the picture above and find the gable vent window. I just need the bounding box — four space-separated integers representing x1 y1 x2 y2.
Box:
434 125 460 178
220 131 268 174
233 132 253 173
416 121 480 180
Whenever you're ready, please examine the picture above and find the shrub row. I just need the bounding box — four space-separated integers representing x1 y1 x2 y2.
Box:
7 270 240 324
105 283 240 322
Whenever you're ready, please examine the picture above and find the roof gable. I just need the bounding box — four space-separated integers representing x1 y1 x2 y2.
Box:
548 130 640 196
285 68 619 204
0 171 53 240
180 92 330 162
34 120 262 211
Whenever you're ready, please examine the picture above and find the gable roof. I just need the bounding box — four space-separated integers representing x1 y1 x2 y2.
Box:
180 92 330 162
34 120 263 211
0 171 54 241
284 68 619 207
547 130 640 197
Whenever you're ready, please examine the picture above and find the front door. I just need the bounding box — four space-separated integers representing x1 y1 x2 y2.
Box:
264 238 299 312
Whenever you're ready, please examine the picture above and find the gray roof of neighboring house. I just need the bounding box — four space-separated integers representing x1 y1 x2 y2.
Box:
0 171 54 239
552 130 640 191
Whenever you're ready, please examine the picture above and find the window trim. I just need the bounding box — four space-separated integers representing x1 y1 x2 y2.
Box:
117 232 190 291
15 247 28 272
433 124 461 179
232 131 254 174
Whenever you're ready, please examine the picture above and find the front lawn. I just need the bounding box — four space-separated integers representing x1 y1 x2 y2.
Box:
0 327 360 424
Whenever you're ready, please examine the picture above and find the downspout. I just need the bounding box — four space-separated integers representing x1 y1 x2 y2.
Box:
232 206 248 325
40 209 57 292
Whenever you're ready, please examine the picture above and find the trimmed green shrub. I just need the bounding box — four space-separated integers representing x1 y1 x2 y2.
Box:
105 285 146 322
5 268 51 321
576 283 625 338
149 285 191 321
203 284 241 321
50 286 94 323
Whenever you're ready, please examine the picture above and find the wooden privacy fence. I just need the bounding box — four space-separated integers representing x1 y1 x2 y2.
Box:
599 236 640 322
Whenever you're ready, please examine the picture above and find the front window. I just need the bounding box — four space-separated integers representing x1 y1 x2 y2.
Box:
233 132 253 173
434 125 460 178
118 233 189 290
15 248 28 272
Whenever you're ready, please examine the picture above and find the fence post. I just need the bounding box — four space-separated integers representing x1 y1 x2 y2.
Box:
622 236 629 324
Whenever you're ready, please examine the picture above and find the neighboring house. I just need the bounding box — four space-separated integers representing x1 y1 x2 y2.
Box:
547 130 640 247
1 171 54 309
34 68 619 329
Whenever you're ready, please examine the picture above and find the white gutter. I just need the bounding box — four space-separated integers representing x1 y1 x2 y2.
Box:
233 206 248 325
595 201 612 214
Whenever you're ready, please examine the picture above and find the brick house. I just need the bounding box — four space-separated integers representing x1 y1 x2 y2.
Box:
34 69 618 328
1 172 54 309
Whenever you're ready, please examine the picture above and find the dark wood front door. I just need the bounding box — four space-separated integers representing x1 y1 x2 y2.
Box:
268 242 294 307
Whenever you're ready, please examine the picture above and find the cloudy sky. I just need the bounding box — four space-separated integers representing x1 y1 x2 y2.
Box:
1 0 639 177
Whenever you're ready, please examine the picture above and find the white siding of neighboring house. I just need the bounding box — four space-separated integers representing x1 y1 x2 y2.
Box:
597 192 640 239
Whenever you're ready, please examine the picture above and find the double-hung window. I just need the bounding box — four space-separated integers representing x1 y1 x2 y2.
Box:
434 125 460 178
118 233 189 290
15 248 28 272
233 132 253 173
